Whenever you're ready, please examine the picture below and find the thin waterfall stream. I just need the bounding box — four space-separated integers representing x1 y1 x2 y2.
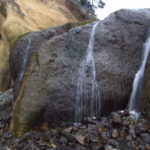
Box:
128 34 150 117
75 22 100 123
17 38 32 87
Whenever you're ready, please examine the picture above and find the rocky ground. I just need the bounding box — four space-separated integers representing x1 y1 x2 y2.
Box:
0 89 150 150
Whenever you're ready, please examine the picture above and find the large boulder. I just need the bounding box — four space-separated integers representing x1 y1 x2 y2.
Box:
10 9 150 136
0 0 87 91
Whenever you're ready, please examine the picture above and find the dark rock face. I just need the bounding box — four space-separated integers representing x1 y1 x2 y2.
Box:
0 89 13 130
10 9 150 136
143 54 150 119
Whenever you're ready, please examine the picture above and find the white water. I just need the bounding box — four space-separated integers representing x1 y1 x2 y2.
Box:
119 110 139 120
75 22 100 123
18 38 32 85
128 35 150 113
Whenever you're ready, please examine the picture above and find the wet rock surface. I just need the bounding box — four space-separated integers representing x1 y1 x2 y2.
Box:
0 89 150 150
9 9 150 135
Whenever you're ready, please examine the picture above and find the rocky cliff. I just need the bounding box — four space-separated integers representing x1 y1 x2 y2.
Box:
0 0 87 91
9 9 150 136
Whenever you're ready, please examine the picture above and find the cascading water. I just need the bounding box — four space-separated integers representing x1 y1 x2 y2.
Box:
128 34 150 117
75 22 100 123
18 38 32 86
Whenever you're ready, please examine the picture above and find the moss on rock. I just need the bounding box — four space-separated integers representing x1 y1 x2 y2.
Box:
11 32 30 47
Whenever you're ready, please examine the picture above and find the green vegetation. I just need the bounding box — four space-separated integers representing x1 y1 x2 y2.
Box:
75 0 105 16
11 32 30 47
74 18 98 27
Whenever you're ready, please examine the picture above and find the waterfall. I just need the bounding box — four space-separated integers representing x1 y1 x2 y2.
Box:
18 38 32 86
128 34 150 115
75 22 100 123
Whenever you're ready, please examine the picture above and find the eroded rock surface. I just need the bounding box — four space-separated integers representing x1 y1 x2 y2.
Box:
10 9 150 136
